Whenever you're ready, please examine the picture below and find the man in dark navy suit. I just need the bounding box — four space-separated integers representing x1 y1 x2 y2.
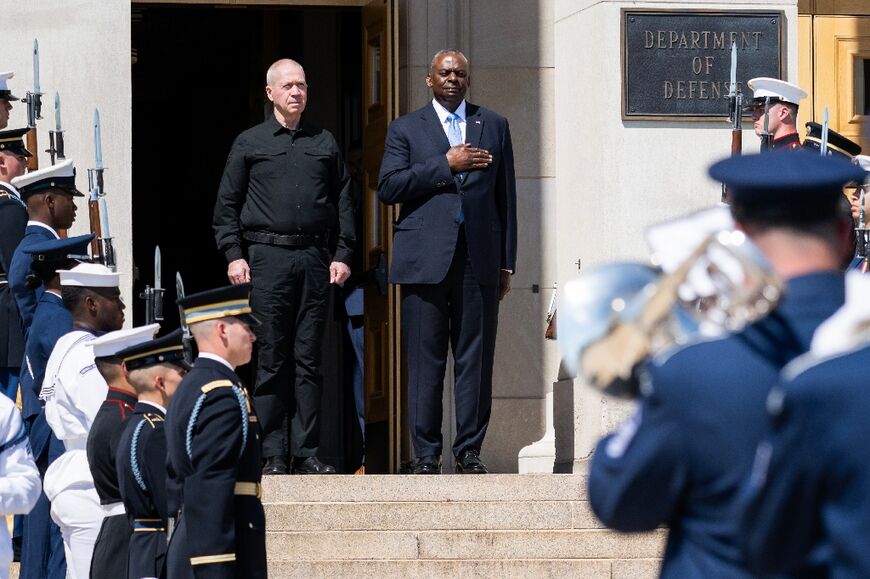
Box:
378 49 517 474
587 152 863 578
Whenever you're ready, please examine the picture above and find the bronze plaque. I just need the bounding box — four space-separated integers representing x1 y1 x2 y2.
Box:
622 10 784 120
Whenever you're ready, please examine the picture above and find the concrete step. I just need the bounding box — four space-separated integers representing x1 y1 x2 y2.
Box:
266 529 666 560
261 473 588 503
265 499 602 531
266 558 662 579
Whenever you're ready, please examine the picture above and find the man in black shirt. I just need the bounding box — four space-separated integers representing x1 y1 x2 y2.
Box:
213 58 354 475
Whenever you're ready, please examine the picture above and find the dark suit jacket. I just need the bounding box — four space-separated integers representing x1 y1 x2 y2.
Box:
377 101 517 286
0 183 27 367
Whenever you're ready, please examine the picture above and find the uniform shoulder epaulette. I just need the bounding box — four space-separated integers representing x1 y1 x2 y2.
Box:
143 412 165 428
200 379 234 393
186 379 251 462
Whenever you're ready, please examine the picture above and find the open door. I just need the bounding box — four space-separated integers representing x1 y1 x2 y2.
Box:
809 16 870 152
361 0 401 473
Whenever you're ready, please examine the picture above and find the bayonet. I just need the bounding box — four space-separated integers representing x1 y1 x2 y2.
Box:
176 272 196 365
23 39 42 171
723 42 743 201
140 246 165 324
820 108 830 156
87 109 116 270
47 92 65 164
760 97 772 151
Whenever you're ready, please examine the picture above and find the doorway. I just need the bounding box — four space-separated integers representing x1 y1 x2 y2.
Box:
131 2 400 472
798 6 870 152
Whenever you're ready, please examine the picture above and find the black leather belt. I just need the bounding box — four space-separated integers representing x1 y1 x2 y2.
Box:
243 230 326 247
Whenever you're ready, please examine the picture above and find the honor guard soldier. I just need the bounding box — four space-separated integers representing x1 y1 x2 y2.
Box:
746 77 807 152
115 329 189 579
0 389 40 579
802 121 862 160
18 234 93 579
40 263 125 579
0 72 18 130
0 128 31 401
9 159 83 330
87 324 160 579
586 152 863 578
741 272 870 577
165 284 266 579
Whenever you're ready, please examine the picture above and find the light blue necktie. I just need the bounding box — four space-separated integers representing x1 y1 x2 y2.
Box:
447 112 465 223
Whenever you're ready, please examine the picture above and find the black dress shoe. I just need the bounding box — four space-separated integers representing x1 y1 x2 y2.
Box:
292 456 337 474
455 448 488 474
262 456 288 475
411 455 441 475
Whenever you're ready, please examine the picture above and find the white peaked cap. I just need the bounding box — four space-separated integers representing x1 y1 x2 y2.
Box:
58 263 120 288
747 77 807 106
89 324 161 359
11 158 79 193
0 71 14 93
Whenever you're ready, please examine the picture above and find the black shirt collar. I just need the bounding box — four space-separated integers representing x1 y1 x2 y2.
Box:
268 114 308 136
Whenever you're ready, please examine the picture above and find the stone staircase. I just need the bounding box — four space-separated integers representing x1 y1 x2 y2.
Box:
10 474 665 578
263 474 664 578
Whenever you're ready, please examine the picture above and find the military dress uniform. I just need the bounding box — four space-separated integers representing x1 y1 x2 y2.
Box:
165 285 266 579
741 272 870 578
86 388 138 579
745 77 807 153
0 128 31 401
17 235 93 579
40 264 125 579
115 330 189 579
587 152 864 578
8 159 84 331
86 324 160 579
0 390 40 579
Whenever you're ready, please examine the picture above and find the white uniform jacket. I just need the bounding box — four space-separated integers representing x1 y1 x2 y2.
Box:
40 330 107 501
0 394 40 577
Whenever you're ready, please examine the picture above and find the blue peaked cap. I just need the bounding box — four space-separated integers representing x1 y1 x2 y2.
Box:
23 233 94 261
710 151 865 220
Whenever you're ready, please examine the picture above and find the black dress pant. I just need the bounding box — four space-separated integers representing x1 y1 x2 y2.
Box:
248 242 330 458
401 228 499 458
89 513 130 579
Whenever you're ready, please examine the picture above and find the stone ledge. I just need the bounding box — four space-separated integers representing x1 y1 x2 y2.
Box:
266 500 576 531
267 558 616 579
262 473 588 503
265 529 666 561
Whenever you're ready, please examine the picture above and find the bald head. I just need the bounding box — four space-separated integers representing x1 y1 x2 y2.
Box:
266 59 305 87
265 59 308 128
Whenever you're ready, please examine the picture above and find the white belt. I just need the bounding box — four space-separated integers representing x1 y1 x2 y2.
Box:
102 502 126 517
63 438 88 452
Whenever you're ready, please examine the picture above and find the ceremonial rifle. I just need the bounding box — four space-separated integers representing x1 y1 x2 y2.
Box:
46 92 65 164
23 39 42 171
760 97 772 151
140 246 165 325
87 109 116 270
176 272 196 366
820 108 830 156
727 43 743 157
723 42 742 201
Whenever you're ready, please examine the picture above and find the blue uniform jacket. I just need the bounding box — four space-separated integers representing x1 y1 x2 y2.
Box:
9 224 57 332
588 272 845 579
20 291 72 424
164 357 265 579
741 344 870 579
